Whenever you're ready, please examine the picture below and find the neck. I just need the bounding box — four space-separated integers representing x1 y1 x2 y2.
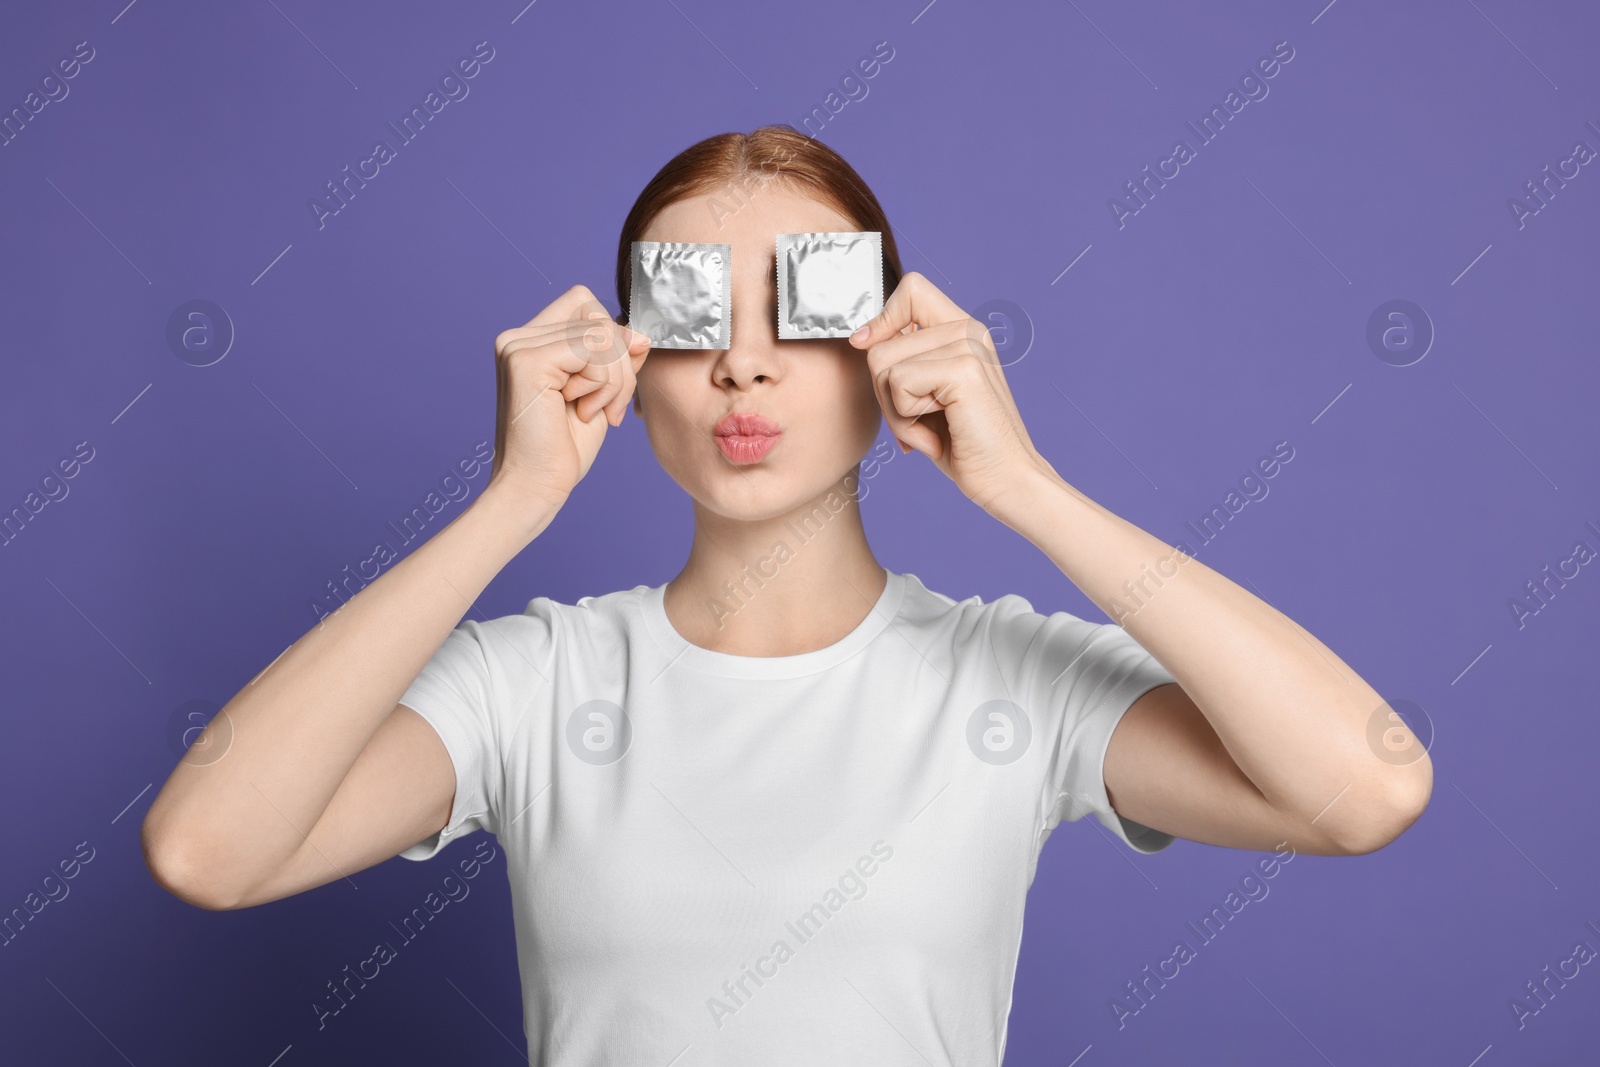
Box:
664 472 886 657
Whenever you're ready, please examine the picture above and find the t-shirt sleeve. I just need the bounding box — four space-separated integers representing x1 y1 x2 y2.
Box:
397 603 556 862
992 598 1179 855
397 618 505 861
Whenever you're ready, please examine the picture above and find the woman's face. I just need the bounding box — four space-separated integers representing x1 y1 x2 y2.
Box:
632 184 885 523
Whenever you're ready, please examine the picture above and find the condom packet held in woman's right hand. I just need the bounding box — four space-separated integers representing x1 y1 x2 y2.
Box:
776 231 884 339
628 241 732 349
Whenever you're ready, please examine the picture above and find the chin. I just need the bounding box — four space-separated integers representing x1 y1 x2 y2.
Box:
693 459 857 523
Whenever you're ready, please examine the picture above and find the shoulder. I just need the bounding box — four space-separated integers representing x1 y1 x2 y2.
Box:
463 584 647 664
905 575 1150 685
896 571 1062 654
901 571 1057 628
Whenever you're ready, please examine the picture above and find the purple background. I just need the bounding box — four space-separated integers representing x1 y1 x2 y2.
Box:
3 0 1597 1063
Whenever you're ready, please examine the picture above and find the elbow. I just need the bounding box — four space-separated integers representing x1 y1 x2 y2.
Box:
140 816 245 912
1329 759 1433 856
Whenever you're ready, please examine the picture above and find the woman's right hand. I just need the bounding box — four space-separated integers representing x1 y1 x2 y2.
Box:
485 284 652 513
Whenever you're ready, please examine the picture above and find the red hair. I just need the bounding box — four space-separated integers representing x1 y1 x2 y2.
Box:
613 125 903 324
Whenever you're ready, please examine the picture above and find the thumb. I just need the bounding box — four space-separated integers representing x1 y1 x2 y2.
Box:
847 315 881 349
850 304 911 349
623 325 652 351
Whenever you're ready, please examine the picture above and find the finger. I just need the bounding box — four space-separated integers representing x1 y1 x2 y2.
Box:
571 358 621 423
498 321 605 359
593 327 649 425
879 341 983 456
497 318 625 357
581 316 652 368
504 348 590 434
603 333 647 425
579 325 652 425
501 320 647 368
847 272 969 350
547 320 643 425
870 357 936 457
498 293 641 364
499 330 598 436
860 317 983 372
516 284 606 332
561 368 607 403
498 317 647 426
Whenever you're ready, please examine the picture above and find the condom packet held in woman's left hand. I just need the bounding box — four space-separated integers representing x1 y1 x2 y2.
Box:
629 241 732 349
776 231 884 340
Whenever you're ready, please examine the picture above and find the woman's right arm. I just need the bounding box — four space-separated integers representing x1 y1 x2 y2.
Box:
141 489 552 910
140 285 651 910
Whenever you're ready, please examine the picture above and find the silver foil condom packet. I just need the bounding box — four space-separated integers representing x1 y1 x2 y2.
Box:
776 231 884 339
628 241 732 349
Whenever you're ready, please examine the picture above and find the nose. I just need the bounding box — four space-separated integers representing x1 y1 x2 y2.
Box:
712 255 783 388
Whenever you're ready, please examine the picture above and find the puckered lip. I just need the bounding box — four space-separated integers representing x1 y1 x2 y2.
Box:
713 411 782 437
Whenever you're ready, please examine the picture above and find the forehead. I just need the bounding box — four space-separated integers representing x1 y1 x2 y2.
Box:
639 186 856 266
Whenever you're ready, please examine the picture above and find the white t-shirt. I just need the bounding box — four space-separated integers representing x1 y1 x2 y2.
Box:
399 568 1177 1065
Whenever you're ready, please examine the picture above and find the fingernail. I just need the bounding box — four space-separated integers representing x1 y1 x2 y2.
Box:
850 325 869 344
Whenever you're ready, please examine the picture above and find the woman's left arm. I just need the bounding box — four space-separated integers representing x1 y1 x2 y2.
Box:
850 272 1432 857
991 468 1431 856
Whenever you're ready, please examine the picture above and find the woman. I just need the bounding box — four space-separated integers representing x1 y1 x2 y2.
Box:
141 125 1431 1062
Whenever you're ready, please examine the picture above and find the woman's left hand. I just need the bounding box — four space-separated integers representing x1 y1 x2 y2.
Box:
848 271 1052 513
